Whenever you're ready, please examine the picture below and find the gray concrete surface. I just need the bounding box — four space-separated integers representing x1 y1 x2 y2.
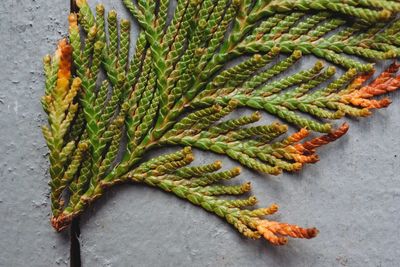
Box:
0 1 71 266
1 1 399 266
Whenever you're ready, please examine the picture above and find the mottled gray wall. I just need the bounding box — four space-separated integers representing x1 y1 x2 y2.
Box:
0 1 399 267
0 0 71 266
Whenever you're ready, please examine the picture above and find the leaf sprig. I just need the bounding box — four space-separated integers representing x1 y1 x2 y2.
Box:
42 0 400 247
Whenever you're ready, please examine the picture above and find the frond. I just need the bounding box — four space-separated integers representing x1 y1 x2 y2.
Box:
42 0 400 248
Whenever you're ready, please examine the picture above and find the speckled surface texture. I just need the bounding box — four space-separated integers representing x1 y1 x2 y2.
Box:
0 1 71 266
0 1 399 266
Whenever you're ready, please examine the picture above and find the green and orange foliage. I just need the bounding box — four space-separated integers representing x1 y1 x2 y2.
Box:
42 0 400 246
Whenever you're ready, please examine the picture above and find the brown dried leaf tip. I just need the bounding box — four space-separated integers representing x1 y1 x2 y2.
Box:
256 220 319 246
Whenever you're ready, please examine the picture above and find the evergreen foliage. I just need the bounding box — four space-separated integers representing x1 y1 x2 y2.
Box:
42 0 400 246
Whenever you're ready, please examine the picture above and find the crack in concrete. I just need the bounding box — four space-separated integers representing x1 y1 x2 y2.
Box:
70 218 81 267
69 2 81 267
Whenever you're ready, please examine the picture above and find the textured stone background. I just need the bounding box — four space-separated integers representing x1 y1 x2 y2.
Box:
0 1 399 266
